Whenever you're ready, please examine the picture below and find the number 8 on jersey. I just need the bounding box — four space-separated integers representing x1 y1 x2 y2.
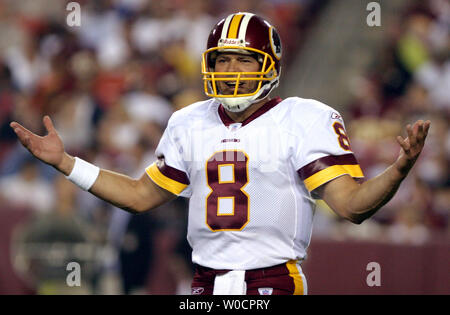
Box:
205 150 250 231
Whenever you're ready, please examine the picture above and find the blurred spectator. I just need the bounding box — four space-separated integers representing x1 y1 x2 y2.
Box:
4 33 50 93
415 50 450 112
52 92 96 153
0 159 55 213
387 202 430 245
15 174 95 294
341 0 450 241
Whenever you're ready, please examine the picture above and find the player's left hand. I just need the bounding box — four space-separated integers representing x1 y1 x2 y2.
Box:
395 120 431 177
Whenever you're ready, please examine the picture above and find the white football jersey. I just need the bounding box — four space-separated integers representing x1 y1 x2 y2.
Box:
146 97 364 270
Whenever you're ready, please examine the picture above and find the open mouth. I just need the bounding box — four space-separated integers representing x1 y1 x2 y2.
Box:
224 81 244 89
215 80 257 95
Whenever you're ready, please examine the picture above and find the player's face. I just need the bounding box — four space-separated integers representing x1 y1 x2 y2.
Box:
214 53 261 95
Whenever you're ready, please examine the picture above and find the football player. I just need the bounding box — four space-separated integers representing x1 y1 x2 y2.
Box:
10 12 430 295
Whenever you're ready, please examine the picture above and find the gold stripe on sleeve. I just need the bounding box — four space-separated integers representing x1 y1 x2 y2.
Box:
303 164 364 192
145 163 187 195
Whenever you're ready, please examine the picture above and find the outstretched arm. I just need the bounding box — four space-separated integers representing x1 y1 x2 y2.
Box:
10 116 175 213
315 120 431 224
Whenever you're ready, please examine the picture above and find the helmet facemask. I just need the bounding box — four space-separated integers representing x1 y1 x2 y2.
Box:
201 46 279 112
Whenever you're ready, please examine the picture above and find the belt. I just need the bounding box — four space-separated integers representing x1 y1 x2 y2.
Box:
194 260 298 281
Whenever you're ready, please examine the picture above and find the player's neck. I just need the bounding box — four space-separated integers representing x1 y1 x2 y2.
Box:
224 97 271 123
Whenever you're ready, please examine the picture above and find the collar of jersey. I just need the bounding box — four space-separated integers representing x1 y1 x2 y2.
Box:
218 97 283 127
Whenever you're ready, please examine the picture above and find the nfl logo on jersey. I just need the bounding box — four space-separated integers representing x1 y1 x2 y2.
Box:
191 287 205 295
258 287 273 295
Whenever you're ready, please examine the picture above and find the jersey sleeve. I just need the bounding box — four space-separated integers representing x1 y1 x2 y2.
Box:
294 109 364 193
145 122 191 197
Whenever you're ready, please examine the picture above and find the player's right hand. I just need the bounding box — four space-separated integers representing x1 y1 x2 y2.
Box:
10 116 73 174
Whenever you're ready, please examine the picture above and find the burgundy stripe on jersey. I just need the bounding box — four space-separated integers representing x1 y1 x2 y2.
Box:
156 157 190 185
218 97 283 127
297 153 359 180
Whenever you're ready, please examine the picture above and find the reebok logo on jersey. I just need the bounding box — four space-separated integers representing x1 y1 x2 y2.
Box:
229 123 242 132
331 112 342 120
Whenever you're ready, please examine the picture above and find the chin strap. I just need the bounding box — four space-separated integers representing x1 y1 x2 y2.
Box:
216 78 279 112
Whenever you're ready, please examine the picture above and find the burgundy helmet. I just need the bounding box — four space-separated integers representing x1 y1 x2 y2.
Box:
201 12 282 112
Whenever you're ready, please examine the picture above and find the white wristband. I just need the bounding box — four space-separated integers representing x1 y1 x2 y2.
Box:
65 157 100 191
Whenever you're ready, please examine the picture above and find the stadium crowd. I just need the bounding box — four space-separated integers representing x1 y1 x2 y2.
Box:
0 0 448 294
334 0 449 244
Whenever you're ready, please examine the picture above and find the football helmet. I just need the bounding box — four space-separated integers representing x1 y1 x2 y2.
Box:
201 12 282 112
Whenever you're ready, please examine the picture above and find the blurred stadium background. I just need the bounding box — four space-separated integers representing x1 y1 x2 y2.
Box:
0 0 448 295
